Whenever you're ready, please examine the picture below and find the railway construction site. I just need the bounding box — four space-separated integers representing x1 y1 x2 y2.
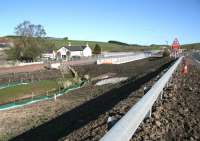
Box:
0 54 200 141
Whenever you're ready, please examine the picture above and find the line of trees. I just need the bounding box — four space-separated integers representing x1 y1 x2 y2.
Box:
108 40 129 46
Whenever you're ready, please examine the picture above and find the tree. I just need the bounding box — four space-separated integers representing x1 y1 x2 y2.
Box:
8 21 46 62
108 40 129 46
93 44 101 54
43 40 56 52
15 21 46 37
163 48 170 57
63 37 68 45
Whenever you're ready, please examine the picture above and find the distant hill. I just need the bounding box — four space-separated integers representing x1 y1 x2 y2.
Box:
108 40 129 46
3 35 200 51
182 43 200 50
4 36 152 52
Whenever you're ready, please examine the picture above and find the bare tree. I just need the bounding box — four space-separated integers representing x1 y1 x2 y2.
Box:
9 21 47 62
15 21 46 37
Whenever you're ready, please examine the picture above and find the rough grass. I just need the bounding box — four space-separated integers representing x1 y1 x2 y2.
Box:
54 39 126 51
53 39 165 52
0 80 59 104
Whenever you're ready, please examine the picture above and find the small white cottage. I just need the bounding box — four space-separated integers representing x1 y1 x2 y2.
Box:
56 43 92 60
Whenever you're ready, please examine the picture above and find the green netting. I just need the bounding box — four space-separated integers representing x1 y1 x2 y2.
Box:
0 80 87 111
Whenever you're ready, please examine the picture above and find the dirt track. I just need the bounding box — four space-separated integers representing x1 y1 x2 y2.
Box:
0 57 172 141
0 64 45 75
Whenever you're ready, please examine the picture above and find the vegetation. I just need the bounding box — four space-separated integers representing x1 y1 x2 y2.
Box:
5 34 200 59
182 43 200 50
93 44 101 54
5 36 161 52
108 40 129 46
162 48 170 57
58 65 82 89
0 80 59 104
6 21 47 62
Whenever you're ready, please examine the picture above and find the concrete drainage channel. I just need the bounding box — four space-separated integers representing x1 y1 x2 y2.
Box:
97 53 150 64
0 81 87 111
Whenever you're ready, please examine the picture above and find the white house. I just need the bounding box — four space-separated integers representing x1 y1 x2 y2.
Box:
56 43 92 60
42 50 56 59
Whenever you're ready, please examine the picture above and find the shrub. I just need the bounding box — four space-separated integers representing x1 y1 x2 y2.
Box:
163 48 170 57
93 44 101 54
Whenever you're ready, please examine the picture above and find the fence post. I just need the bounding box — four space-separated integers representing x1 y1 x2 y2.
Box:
14 96 16 105
32 92 34 101
8 78 10 86
166 81 169 87
160 90 163 100
31 75 34 83
54 94 57 101
145 108 152 119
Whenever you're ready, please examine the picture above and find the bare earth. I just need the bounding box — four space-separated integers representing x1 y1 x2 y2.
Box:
0 57 172 141
0 64 45 75
132 58 200 141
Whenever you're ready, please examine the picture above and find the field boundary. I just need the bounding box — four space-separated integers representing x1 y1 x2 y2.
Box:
0 80 87 111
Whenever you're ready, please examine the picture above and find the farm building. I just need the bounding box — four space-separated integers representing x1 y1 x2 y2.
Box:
42 50 56 60
56 43 92 60
0 38 13 47
42 43 92 60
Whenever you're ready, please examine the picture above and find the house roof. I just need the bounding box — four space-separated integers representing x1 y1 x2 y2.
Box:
0 38 11 44
45 49 54 53
65 46 87 51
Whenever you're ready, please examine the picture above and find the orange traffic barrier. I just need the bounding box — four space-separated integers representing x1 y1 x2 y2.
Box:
181 64 188 75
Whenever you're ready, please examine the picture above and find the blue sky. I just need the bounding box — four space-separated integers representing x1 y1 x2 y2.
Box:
0 0 200 45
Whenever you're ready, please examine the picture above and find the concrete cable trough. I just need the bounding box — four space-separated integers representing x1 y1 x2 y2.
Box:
100 56 183 141
97 53 151 64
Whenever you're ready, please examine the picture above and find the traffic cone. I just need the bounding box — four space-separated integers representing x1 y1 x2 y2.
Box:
181 64 188 75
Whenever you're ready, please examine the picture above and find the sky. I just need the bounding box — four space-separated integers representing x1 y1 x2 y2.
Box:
0 0 200 45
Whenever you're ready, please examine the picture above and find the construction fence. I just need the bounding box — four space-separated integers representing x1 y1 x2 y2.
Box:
0 80 87 111
0 69 62 84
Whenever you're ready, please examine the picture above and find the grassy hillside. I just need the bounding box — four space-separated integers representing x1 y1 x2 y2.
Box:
4 36 200 51
182 43 200 50
4 36 160 52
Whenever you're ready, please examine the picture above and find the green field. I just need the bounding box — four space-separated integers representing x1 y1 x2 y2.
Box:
0 80 59 104
52 39 158 52
3 36 200 52
4 36 163 52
